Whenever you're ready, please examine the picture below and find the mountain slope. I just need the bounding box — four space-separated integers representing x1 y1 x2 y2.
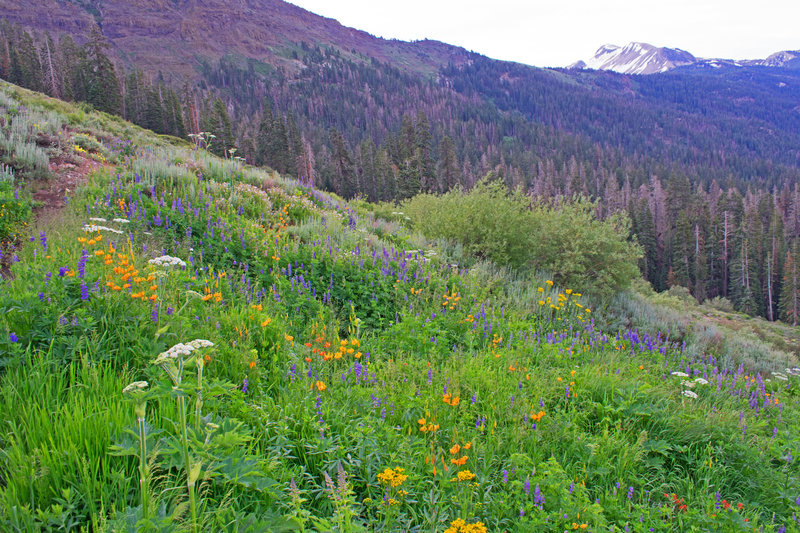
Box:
0 0 470 78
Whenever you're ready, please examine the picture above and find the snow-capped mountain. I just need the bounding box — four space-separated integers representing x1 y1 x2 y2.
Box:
753 50 800 68
569 42 696 75
571 43 800 74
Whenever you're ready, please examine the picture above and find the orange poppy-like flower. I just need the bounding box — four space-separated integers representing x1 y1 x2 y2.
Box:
451 455 468 467
450 444 461 455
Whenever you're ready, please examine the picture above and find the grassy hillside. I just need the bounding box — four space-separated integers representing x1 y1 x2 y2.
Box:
0 82 799 532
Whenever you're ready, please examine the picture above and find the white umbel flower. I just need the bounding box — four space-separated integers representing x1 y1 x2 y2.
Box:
148 255 187 268
123 381 149 394
83 224 124 235
670 371 689 378
113 218 130 224
188 339 214 349
681 390 698 399
694 378 709 385
153 342 194 365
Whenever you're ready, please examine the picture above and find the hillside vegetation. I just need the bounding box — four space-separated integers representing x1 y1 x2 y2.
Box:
0 82 799 532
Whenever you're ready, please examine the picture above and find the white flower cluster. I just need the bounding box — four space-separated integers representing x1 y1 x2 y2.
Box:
89 217 108 222
681 390 698 399
188 339 214 349
670 371 689 378
786 367 800 377
153 339 214 365
113 218 130 224
83 224 124 235
680 377 709 389
122 380 149 394
148 255 187 268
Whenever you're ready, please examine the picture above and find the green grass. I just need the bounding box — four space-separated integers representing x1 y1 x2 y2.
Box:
0 81 798 533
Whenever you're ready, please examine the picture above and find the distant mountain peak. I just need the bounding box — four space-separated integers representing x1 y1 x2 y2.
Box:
569 42 695 75
571 42 800 74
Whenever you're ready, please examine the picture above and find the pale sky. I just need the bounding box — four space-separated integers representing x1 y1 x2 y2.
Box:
287 0 800 68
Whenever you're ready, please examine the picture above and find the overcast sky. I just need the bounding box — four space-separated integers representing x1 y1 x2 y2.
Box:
287 0 800 68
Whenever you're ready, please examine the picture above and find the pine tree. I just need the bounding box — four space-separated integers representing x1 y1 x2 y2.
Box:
437 135 459 193
58 35 85 102
780 246 800 325
16 30 43 92
329 128 354 198
414 110 435 191
203 98 235 157
83 25 122 115
255 99 274 167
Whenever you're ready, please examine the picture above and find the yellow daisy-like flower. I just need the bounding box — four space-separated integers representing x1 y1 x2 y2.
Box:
456 470 476 482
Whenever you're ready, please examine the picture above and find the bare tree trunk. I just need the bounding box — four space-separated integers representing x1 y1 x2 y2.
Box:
767 251 774 321
722 211 729 297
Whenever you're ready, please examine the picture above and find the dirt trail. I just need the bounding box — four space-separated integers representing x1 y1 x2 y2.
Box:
0 156 107 279
33 156 107 226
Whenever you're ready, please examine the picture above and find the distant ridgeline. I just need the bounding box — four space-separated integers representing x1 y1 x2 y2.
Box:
4 17 800 322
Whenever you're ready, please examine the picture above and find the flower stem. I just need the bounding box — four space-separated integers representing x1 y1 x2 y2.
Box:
177 395 198 533
137 415 149 521
194 363 203 432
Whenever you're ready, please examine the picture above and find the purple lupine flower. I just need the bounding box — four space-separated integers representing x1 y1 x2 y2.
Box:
151 304 159 323
242 377 249 394
628 486 634 500
58 266 69 277
77 249 88 278
502 470 508 484
40 231 47 251
9 332 18 343
524 476 530 496
534 484 544 508
80 281 89 301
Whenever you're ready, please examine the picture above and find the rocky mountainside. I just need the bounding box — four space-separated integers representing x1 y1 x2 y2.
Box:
0 0 471 79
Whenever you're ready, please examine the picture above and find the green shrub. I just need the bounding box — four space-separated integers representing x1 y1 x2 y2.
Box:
526 196 642 297
403 178 642 296
72 133 104 153
0 181 32 244
403 179 533 268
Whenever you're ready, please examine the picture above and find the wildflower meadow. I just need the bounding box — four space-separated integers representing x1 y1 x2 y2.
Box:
0 83 799 532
